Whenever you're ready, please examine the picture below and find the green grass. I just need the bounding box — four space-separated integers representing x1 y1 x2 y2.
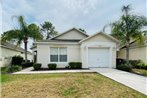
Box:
0 67 8 74
132 69 147 77
1 73 146 98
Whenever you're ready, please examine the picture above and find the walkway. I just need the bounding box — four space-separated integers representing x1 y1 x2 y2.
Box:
13 67 95 74
90 68 147 95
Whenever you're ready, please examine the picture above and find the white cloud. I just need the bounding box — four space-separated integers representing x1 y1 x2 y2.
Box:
1 0 146 50
2 0 146 34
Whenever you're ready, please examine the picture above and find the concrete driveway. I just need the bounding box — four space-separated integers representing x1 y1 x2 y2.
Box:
90 68 147 95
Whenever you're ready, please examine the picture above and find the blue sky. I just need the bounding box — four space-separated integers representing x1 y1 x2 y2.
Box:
0 0 146 49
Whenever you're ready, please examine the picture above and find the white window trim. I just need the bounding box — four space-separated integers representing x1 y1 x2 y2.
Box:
50 47 68 63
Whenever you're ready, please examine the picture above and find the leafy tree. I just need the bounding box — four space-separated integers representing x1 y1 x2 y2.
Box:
41 21 58 39
1 16 43 62
111 5 147 65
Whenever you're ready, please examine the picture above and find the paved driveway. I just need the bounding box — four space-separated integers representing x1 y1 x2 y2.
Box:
90 68 147 95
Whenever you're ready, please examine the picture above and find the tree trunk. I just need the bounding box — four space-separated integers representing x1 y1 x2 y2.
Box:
24 38 28 63
126 42 130 66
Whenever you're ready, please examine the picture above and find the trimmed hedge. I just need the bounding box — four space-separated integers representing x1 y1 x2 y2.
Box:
11 55 23 65
48 63 57 70
69 62 82 69
33 63 41 70
116 64 132 72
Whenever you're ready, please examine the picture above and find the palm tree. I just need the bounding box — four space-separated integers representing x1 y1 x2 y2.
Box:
111 5 147 65
1 16 43 62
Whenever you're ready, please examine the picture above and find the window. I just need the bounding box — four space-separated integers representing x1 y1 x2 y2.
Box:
50 48 58 62
60 48 67 62
50 47 67 62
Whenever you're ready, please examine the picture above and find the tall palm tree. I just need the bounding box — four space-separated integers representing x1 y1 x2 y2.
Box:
111 5 147 65
1 16 43 62
122 5 131 16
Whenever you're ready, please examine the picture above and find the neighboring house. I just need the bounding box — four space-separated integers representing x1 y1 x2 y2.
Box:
31 28 119 68
0 42 33 67
117 37 147 63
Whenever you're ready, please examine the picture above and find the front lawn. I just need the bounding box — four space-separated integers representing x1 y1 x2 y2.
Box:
132 69 147 77
0 67 7 74
1 73 146 98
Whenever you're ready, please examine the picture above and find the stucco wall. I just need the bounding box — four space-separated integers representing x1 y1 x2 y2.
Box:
37 43 81 68
83 33 116 43
0 47 33 67
55 30 87 40
80 33 117 68
36 33 118 68
118 46 147 63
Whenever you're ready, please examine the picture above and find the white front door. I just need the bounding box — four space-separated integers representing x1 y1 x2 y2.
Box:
88 47 109 67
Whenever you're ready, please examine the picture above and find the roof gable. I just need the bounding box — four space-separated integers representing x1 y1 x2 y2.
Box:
80 32 119 43
51 28 88 40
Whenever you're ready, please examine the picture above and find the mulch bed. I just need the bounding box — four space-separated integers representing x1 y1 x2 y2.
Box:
32 68 89 71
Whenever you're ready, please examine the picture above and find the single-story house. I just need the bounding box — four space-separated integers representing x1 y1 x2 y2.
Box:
31 28 119 68
0 42 33 67
117 36 147 63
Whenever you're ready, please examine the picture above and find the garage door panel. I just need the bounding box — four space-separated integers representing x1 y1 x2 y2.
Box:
88 48 109 67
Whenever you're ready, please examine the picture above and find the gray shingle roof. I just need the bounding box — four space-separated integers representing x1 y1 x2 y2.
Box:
1 42 32 54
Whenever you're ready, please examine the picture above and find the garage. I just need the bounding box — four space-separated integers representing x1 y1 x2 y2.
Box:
88 47 110 68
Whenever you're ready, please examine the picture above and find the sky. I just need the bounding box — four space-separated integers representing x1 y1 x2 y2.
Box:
0 0 147 50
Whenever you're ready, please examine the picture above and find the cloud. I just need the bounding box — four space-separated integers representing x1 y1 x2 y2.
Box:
2 0 146 34
1 0 146 49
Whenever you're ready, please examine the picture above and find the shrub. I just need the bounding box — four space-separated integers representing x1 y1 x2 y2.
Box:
69 62 82 69
6 65 22 73
21 62 34 68
65 65 70 69
11 55 23 65
33 63 41 70
116 64 132 72
48 63 57 70
116 58 126 65
116 59 147 70
129 60 147 69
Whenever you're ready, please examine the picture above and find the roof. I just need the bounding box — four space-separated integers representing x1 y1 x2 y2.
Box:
36 39 81 42
51 28 89 40
1 42 32 54
32 28 119 48
120 36 147 49
79 32 120 43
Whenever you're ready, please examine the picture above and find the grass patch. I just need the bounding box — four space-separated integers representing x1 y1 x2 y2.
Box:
1 73 146 98
132 69 147 77
62 86 77 96
1 67 7 74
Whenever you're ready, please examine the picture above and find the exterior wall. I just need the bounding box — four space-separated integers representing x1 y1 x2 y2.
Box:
37 43 81 68
118 46 147 63
55 30 87 40
36 33 118 68
81 42 116 68
81 33 117 68
83 34 116 42
0 47 33 67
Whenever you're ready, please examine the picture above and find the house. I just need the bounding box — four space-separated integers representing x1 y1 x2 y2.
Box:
117 36 147 63
0 42 33 67
31 28 119 68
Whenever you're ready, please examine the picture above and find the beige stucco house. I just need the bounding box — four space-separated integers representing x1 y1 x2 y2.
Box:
32 28 119 68
117 37 147 63
0 42 33 67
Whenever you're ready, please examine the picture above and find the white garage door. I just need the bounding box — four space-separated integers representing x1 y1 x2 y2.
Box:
88 48 109 67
